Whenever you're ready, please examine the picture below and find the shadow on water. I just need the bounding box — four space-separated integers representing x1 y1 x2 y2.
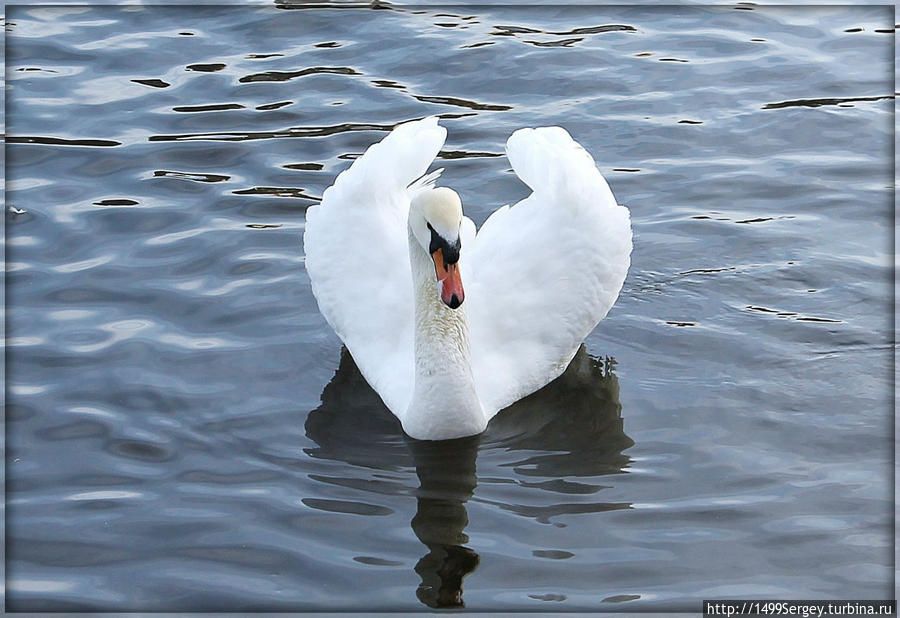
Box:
408 435 480 608
304 345 632 608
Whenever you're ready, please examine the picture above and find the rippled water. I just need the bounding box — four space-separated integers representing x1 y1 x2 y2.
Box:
5 3 894 612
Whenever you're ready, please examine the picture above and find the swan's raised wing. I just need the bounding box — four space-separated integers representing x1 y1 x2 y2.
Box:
465 127 632 418
303 118 446 414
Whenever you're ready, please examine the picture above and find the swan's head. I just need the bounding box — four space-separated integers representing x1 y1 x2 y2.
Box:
409 187 465 310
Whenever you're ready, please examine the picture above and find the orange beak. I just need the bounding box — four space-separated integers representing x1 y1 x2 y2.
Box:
432 249 465 309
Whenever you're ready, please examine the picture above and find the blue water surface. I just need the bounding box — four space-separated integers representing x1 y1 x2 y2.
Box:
5 4 894 612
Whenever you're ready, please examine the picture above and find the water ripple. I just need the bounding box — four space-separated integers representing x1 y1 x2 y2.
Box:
239 65 361 83
5 3 893 613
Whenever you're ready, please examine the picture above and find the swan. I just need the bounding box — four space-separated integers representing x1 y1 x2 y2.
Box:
303 117 632 441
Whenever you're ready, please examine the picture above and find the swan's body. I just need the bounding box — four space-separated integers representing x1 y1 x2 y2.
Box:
304 118 631 440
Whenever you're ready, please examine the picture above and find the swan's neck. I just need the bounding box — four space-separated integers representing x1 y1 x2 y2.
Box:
404 227 485 440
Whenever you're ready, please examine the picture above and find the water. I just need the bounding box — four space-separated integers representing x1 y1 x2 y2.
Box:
5 3 894 612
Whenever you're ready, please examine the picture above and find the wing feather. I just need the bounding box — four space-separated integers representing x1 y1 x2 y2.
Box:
303 117 446 414
466 127 632 417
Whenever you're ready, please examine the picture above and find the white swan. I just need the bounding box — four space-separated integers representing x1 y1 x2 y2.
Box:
303 117 632 440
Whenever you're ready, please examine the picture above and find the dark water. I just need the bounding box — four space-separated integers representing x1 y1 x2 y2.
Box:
5 4 894 612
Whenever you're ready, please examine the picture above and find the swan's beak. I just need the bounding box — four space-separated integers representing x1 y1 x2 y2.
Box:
432 249 465 309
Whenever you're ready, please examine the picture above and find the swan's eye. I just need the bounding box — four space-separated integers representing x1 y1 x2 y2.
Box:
428 223 461 264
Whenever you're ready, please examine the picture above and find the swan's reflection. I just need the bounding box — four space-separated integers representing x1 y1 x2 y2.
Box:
407 435 480 607
484 345 633 477
304 345 631 608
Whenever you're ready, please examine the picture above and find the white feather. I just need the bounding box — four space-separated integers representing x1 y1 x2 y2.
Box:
467 126 632 416
304 117 446 414
303 118 632 439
